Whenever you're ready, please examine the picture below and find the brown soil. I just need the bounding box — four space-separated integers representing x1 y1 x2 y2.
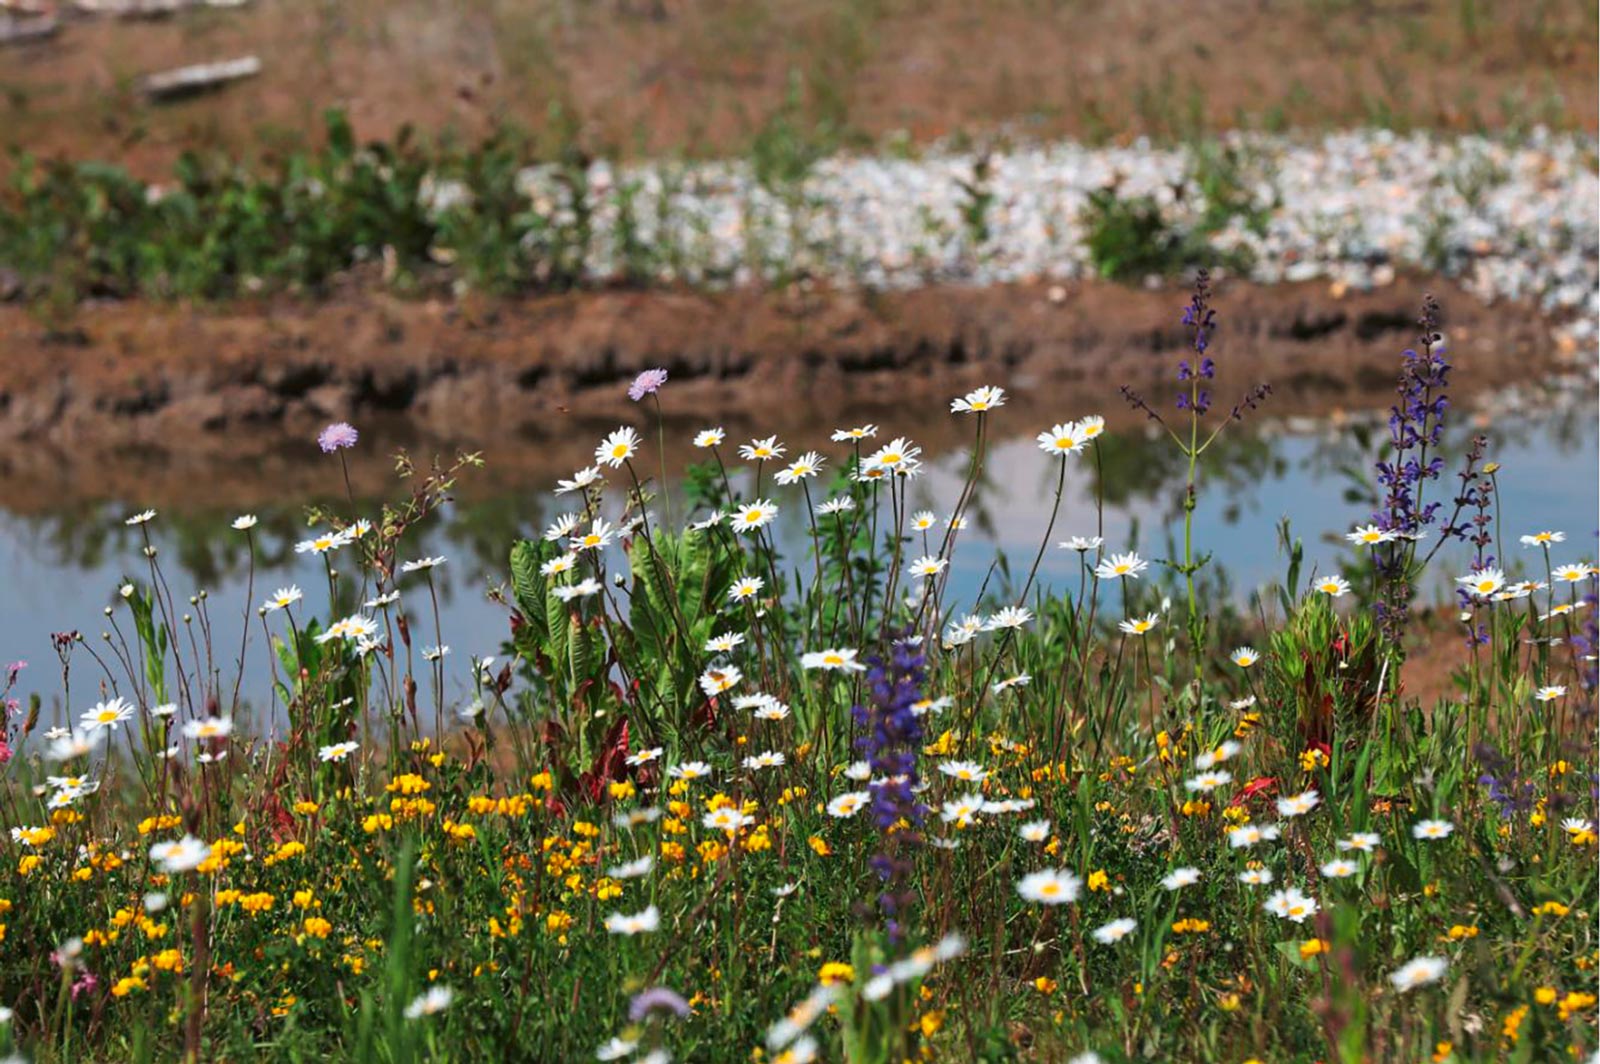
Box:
0 272 1579 514
1 0 1594 178
1398 606 1475 709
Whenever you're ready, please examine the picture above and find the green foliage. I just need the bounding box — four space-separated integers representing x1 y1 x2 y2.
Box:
621 528 739 746
0 111 438 301
955 154 997 252
0 109 608 304
748 70 844 196
1265 593 1384 742
1079 179 1262 284
1078 186 1233 284
1185 138 1277 242
507 537 611 721
123 580 169 705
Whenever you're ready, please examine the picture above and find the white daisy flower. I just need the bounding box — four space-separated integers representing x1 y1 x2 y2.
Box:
596 426 642 468
1091 917 1137 944
1387 956 1447 992
826 792 870 818
1263 887 1319 923
1016 869 1081 905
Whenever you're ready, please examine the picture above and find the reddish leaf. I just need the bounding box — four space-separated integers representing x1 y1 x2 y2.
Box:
1231 776 1279 806
690 695 720 731
578 717 630 803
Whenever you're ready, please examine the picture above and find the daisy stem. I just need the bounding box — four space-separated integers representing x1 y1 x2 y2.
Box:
711 446 735 509
929 414 989 621
799 478 826 644
826 510 862 648
1018 454 1067 605
961 627 1017 753
1065 569 1105 762
1090 633 1131 765
425 572 445 737
877 474 908 635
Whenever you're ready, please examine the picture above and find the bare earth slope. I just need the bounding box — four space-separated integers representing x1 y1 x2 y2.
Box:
2 0 1594 178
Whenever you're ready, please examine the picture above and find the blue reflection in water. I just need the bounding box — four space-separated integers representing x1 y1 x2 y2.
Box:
3 406 1593 727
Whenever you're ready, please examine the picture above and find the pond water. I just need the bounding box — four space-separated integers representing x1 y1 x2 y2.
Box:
4 378 1595 727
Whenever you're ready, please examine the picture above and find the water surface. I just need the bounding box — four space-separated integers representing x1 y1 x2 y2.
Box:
5 380 1594 726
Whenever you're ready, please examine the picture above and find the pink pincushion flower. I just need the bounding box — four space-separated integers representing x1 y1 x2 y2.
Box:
318 422 359 453
628 368 668 402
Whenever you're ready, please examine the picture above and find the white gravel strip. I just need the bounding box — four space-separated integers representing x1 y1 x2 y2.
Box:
483 128 1597 351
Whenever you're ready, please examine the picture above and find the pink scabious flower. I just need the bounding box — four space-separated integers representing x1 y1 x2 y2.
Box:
317 422 359 453
628 368 668 402
629 986 690 1021
0 737 11 765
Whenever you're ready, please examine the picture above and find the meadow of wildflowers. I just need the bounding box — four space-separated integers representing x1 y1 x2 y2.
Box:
0 280 1595 1064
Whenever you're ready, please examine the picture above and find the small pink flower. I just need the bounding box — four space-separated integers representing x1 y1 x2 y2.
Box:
628 368 668 402
317 422 359 453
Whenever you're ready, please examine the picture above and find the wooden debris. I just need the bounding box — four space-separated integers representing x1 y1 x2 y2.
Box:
72 0 247 16
0 12 58 44
139 54 260 101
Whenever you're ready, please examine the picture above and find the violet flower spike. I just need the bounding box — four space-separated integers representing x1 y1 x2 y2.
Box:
850 635 928 940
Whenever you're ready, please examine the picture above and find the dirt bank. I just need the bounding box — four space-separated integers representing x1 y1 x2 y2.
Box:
0 273 1580 512
1 0 1593 178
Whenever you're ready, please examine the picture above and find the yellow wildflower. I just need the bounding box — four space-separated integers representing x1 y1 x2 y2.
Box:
818 962 854 986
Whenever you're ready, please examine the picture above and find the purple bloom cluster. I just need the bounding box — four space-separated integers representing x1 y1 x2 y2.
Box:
1474 743 1536 818
1370 296 1478 640
1121 272 1270 430
1443 433 1494 572
317 421 360 453
1177 272 1218 414
851 636 928 939
1374 298 1450 537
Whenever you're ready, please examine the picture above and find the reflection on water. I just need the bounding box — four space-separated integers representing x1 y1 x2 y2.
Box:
4 392 1595 724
